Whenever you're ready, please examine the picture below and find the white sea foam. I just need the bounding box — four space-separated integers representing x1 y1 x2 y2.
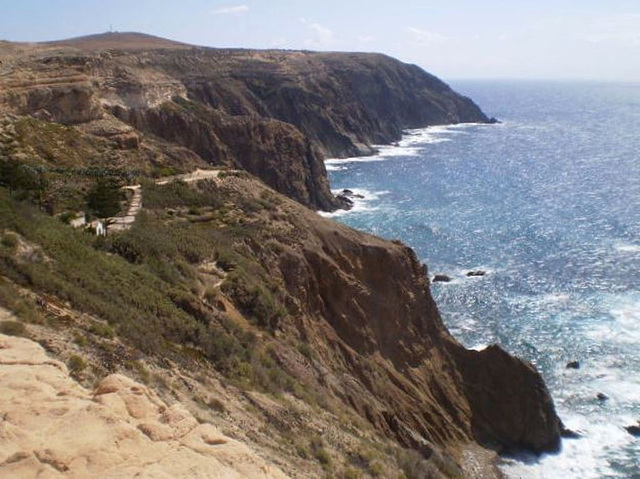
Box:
324 123 485 169
469 343 489 351
585 296 640 345
500 412 637 479
374 145 424 157
324 155 389 167
317 188 389 218
614 242 640 253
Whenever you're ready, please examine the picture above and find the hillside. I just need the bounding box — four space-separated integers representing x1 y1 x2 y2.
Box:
0 32 490 210
0 33 559 479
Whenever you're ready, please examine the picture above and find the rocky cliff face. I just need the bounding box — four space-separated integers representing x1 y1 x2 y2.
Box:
0 32 490 210
0 32 561 478
0 169 563 477
243 180 563 455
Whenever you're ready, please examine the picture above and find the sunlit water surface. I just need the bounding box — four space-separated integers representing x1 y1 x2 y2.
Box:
322 81 640 478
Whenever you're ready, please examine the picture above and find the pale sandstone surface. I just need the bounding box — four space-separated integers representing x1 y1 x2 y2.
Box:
0 333 288 478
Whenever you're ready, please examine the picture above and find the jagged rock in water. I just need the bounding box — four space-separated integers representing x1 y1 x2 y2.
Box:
466 270 486 277
433 274 453 282
625 423 640 437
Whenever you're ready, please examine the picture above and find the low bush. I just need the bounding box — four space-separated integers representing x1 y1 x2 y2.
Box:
0 320 26 337
68 354 86 374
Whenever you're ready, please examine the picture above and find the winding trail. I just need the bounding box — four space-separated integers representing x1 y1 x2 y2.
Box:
107 169 226 232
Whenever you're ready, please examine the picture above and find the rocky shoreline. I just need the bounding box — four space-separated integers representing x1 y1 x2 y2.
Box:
0 32 563 478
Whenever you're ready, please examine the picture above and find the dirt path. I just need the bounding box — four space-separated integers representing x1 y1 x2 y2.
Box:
108 185 142 232
155 168 223 185
106 169 228 232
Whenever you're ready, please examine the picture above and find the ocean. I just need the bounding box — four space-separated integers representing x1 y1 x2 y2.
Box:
321 81 640 478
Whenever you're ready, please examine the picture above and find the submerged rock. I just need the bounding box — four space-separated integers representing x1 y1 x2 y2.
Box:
561 427 582 439
466 270 486 277
625 423 640 437
335 194 354 210
597 393 609 402
566 361 580 369
433 274 452 283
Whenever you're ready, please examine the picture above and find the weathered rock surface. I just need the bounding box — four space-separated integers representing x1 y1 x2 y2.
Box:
0 32 491 210
0 333 288 478
214 175 564 456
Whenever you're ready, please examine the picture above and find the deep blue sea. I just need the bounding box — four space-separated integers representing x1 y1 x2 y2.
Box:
321 81 640 478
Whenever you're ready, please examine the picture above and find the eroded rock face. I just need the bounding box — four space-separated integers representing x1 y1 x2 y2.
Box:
225 179 564 456
0 33 490 210
450 345 563 453
0 333 288 478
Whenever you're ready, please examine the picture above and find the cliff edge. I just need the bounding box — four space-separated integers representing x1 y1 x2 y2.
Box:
0 33 560 478
0 32 490 210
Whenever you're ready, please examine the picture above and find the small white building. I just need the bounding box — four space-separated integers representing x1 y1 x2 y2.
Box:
95 221 106 237
88 220 107 237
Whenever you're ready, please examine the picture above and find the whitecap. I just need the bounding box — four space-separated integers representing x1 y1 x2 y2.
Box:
324 122 487 169
614 242 640 253
585 296 640 345
324 155 388 167
374 145 424 157
500 413 636 479
317 188 389 218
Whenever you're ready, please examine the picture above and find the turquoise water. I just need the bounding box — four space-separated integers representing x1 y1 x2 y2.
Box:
322 81 640 478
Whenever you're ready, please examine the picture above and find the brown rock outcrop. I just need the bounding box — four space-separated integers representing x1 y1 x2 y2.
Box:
0 32 490 210
0 333 288 478
197 175 564 458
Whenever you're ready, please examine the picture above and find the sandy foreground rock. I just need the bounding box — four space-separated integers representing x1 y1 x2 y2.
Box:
0 333 288 478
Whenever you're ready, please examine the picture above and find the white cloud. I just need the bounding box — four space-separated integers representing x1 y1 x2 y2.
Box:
303 22 337 49
357 35 375 43
211 5 250 15
407 27 447 45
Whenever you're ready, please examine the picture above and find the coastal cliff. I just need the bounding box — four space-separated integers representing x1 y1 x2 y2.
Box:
0 33 560 478
0 32 489 210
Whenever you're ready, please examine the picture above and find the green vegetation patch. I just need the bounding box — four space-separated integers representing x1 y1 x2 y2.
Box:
0 181 296 393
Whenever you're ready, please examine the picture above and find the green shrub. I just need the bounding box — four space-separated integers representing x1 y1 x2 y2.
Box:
221 271 285 331
86 177 122 219
0 280 42 324
341 468 362 479
58 211 77 225
87 321 115 338
208 397 227 413
127 360 151 384
1 232 19 249
310 435 332 467
0 320 26 336
73 332 88 347
68 354 86 374
141 180 221 210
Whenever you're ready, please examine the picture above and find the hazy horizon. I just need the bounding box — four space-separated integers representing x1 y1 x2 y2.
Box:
2 0 639 82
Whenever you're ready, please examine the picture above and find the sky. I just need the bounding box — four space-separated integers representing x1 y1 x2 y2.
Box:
2 0 640 81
